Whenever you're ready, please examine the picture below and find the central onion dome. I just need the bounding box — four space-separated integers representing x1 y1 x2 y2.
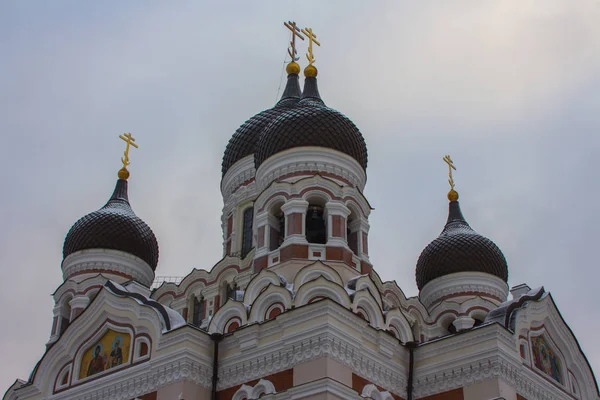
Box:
63 178 159 270
255 69 368 170
221 65 302 177
221 63 368 177
416 199 508 290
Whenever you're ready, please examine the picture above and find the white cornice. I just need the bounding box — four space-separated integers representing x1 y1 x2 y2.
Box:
62 249 155 287
221 155 256 199
256 147 367 192
419 272 509 310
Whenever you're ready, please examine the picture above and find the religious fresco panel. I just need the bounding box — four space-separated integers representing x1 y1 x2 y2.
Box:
531 334 562 384
79 329 131 380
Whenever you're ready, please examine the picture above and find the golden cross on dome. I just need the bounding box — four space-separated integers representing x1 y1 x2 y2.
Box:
443 155 459 201
301 27 320 65
118 133 138 180
284 21 305 62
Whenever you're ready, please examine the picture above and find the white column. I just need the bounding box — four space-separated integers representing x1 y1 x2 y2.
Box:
281 199 309 246
325 201 351 247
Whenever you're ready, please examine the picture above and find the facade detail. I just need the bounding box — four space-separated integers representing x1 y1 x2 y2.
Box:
4 26 598 400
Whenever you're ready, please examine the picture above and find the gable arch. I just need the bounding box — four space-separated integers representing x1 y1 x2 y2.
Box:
248 284 292 323
294 276 351 308
208 299 248 334
243 269 285 306
294 261 344 288
352 276 383 308
352 290 384 329
385 308 414 343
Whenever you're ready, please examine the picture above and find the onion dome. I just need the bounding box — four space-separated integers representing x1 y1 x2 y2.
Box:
255 66 368 170
221 65 302 176
415 199 508 290
63 178 159 270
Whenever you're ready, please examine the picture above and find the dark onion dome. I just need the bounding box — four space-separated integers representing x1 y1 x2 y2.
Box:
63 179 159 270
415 200 508 290
221 69 302 177
255 67 368 170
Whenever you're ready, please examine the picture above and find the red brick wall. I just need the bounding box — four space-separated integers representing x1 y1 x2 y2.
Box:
280 244 309 261
361 261 373 275
418 388 463 400
517 395 528 400
352 374 404 400
286 213 303 235
331 215 343 237
137 392 157 400
217 369 293 399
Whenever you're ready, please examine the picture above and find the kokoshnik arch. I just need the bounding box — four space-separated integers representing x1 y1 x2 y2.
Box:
4 22 598 400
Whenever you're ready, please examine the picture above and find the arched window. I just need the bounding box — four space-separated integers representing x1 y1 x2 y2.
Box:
60 296 72 335
347 210 358 254
193 296 205 326
306 205 326 244
241 207 254 258
268 202 285 251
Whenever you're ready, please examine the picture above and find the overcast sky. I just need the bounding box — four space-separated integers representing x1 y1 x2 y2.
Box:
1 0 599 392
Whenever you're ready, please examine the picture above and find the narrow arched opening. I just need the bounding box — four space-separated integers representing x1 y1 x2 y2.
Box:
268 202 285 251
241 207 254 258
347 208 359 254
193 295 205 327
305 197 327 244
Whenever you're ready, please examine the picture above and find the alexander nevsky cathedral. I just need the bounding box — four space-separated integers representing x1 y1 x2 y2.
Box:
4 23 598 400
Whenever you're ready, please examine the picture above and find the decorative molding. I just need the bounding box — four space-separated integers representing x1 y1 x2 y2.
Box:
232 379 276 400
419 272 509 310
62 249 155 287
255 147 367 192
221 155 256 198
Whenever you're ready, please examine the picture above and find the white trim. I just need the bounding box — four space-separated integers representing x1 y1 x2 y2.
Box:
62 249 155 287
256 147 367 192
221 154 256 198
419 271 509 310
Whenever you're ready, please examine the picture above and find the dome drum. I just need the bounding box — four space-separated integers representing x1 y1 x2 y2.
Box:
418 271 509 310
62 248 156 287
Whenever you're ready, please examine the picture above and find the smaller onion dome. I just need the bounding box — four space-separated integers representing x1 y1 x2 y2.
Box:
255 66 368 170
221 69 302 176
415 200 508 290
63 179 159 270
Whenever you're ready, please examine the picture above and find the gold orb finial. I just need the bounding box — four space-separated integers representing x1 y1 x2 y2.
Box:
443 155 459 202
447 189 459 202
286 61 301 75
118 133 138 181
118 167 130 180
304 64 318 78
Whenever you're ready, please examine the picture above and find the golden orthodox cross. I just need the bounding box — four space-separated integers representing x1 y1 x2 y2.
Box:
443 155 456 191
301 27 320 65
119 133 138 170
284 21 305 62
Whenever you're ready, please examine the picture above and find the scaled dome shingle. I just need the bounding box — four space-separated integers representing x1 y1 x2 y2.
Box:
62 179 159 270
255 77 368 170
221 74 302 177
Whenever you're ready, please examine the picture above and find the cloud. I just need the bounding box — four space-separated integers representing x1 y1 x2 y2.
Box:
1 0 599 392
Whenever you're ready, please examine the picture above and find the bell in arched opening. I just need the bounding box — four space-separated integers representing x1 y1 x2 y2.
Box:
306 205 327 244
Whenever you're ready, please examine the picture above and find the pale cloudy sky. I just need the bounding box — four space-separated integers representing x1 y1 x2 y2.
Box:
1 0 599 392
